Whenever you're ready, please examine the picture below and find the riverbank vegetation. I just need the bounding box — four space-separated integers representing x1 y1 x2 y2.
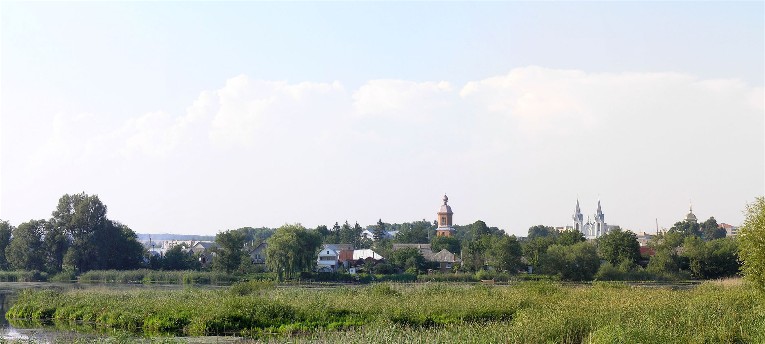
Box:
7 280 765 342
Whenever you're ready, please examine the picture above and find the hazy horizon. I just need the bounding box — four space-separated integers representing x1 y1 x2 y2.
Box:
2 2 763 236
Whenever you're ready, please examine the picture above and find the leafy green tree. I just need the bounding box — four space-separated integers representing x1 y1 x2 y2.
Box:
395 221 430 244
522 236 556 271
43 225 69 273
214 229 246 273
431 235 461 254
52 193 144 272
6 220 46 271
669 220 701 238
373 219 387 241
162 244 199 270
740 197 765 290
389 247 426 274
0 220 13 270
352 222 367 248
597 228 641 266
458 220 501 272
338 221 355 245
646 230 686 276
557 229 585 246
700 217 726 240
93 221 144 270
540 242 600 281
266 224 322 281
487 235 523 272
528 225 558 239
235 227 275 245
681 236 740 279
647 247 680 276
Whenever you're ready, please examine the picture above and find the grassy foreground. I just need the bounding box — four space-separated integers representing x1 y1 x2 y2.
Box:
6 280 765 343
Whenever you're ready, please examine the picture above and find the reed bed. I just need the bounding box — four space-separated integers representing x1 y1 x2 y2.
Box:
7 281 765 343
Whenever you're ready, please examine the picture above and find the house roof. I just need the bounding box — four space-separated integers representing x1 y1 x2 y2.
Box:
323 243 353 251
392 244 431 250
429 249 458 263
353 249 384 260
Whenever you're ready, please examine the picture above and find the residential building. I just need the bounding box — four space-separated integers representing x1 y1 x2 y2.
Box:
636 232 654 247
719 223 739 237
316 244 353 272
248 242 267 264
429 249 459 272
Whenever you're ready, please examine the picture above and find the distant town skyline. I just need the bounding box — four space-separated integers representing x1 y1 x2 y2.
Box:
1 2 763 237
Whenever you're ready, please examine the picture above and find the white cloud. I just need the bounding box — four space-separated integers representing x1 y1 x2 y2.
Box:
209 75 348 147
352 79 453 121
11 67 763 236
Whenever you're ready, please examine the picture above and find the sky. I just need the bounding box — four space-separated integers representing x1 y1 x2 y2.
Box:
1 2 763 237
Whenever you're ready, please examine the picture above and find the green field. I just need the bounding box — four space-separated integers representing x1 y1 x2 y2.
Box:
6 280 765 343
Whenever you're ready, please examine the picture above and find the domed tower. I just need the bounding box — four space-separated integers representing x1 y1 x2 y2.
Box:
685 204 698 224
436 194 455 237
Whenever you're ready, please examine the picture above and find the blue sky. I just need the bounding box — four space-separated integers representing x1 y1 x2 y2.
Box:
2 2 763 236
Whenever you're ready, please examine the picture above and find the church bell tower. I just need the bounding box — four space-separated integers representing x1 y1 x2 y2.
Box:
436 194 455 237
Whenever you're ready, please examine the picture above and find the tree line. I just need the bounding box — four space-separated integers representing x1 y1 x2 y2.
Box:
1 193 761 287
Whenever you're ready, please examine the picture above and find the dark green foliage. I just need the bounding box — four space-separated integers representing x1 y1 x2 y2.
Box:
389 248 426 273
522 236 556 271
162 245 200 270
528 225 558 239
681 237 740 279
373 219 387 241
52 193 145 272
540 242 600 281
6 220 46 271
557 229 585 246
266 224 322 280
669 220 702 238
395 220 432 244
700 217 726 240
213 229 246 273
597 228 641 266
0 220 12 270
431 235 461 254
487 235 523 272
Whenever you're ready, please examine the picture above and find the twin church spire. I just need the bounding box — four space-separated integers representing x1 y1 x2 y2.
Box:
573 199 609 239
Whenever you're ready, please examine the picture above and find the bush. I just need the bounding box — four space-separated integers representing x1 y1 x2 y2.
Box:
0 270 48 282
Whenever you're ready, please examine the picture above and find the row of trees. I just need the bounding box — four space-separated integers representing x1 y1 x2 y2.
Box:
4 193 762 286
0 193 144 274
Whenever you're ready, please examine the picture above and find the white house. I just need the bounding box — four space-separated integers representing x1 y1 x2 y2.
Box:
317 246 339 272
317 244 352 272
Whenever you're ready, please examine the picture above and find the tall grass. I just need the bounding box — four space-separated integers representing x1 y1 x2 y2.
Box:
7 281 765 342
76 269 275 285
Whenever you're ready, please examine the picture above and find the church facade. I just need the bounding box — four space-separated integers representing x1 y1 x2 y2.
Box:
572 199 612 240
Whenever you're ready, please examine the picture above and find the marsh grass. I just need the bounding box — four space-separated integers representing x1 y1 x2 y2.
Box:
6 281 765 342
75 270 276 285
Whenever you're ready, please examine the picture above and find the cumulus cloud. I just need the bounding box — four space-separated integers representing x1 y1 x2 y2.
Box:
352 80 453 121
14 67 763 235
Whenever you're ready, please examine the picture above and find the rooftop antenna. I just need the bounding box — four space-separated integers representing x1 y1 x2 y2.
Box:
655 218 659 235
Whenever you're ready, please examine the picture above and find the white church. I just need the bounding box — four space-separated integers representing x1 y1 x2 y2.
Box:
569 199 616 240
